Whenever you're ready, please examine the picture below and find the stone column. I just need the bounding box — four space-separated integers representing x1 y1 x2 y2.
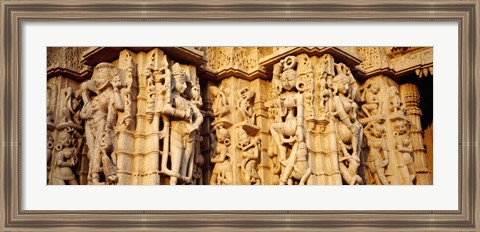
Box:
400 83 432 185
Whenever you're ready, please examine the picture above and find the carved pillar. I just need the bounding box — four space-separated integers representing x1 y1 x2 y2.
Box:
115 49 138 185
251 78 271 185
400 83 432 185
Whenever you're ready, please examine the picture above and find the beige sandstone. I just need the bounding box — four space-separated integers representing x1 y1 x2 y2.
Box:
46 47 433 185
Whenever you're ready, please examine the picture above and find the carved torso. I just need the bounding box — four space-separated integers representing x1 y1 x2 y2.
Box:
53 147 77 180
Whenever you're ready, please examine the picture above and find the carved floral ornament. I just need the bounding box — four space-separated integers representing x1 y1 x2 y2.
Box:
46 47 432 185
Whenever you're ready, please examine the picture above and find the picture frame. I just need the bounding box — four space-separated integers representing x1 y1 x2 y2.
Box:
1 0 478 231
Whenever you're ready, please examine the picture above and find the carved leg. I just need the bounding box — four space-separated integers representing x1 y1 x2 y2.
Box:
51 177 66 185
210 164 220 185
299 168 311 185
68 179 78 185
287 178 293 185
89 120 106 184
348 159 362 185
399 166 413 185
362 106 371 118
280 142 298 185
210 174 218 185
180 137 194 184
340 162 354 185
169 130 184 185
84 125 94 183
377 168 389 185
270 125 287 162
407 163 416 182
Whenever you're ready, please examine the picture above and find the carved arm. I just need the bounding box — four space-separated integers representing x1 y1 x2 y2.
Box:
111 76 124 111
396 137 413 153
211 146 228 163
295 94 305 142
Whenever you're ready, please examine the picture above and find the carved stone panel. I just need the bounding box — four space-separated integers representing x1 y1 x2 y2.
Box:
47 47 433 185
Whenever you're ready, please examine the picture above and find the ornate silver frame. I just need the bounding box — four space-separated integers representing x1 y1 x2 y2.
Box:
1 1 478 231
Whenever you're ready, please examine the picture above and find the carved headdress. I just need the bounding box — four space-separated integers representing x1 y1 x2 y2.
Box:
172 63 187 82
92 62 119 92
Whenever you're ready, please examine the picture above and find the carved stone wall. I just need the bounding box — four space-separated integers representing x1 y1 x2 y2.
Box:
47 47 433 185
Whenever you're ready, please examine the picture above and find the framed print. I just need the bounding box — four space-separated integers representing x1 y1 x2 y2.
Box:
1 0 479 231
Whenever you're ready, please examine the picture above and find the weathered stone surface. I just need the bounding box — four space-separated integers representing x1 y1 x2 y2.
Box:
47 47 433 185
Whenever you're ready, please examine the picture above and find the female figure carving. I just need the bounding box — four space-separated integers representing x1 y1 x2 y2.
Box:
388 86 404 114
80 62 124 185
62 87 82 125
393 119 415 184
280 142 311 185
237 127 261 185
332 72 363 185
364 121 390 185
361 83 381 117
210 124 233 185
237 87 256 124
49 127 82 185
161 63 204 185
268 57 306 183
210 86 230 119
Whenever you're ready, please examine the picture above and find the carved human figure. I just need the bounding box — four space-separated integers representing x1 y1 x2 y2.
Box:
319 89 332 114
237 87 256 124
237 127 261 185
268 57 306 181
335 63 360 101
80 62 124 185
279 142 311 185
364 121 390 185
49 128 82 185
161 63 204 185
191 83 204 185
388 86 404 114
361 83 381 117
393 119 416 184
190 84 203 107
210 86 230 118
62 88 82 125
210 125 233 185
332 72 363 185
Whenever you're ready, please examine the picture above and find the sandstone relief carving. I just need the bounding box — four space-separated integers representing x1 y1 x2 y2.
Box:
48 127 82 185
364 120 389 185
159 63 204 185
47 47 433 185
80 62 124 185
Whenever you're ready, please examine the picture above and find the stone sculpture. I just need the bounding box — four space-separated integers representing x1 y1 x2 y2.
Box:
237 127 261 185
49 127 82 185
46 47 432 186
388 86 404 114
47 83 57 124
47 133 54 167
332 70 363 185
210 86 230 119
364 120 390 185
361 83 381 117
210 123 233 185
80 62 124 185
267 56 306 185
393 119 416 184
61 87 82 125
279 142 311 185
160 63 204 185
237 87 256 124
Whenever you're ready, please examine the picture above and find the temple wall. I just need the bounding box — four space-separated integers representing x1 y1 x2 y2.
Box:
46 46 433 185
